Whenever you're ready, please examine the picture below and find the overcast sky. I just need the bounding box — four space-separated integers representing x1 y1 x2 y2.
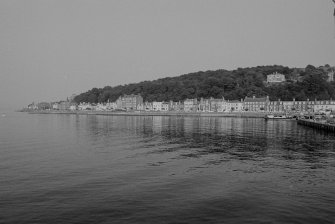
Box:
1 0 335 109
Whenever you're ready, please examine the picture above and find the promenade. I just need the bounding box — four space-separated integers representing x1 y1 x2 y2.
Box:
28 110 268 118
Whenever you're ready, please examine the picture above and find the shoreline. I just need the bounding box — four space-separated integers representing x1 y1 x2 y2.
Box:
26 110 269 118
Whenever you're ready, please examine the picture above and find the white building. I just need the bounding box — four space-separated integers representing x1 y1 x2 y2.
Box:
267 72 286 83
28 103 38 110
209 98 224 112
78 103 93 110
69 104 77 111
153 101 163 111
96 103 107 111
226 100 243 112
144 102 153 111
244 96 269 112
116 94 143 111
327 70 334 82
170 101 183 111
184 99 198 112
313 100 335 113
106 102 117 110
161 102 170 111
52 103 60 110
137 102 154 111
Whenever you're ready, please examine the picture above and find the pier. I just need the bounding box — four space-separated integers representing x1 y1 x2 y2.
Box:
297 119 335 132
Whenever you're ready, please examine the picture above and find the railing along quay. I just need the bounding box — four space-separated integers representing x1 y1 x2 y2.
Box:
297 119 335 132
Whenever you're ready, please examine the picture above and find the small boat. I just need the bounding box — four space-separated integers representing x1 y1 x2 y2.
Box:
264 114 290 120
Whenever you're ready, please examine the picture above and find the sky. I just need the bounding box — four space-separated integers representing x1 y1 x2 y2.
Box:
0 0 335 110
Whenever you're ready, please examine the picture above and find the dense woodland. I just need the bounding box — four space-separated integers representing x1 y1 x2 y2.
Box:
74 65 335 103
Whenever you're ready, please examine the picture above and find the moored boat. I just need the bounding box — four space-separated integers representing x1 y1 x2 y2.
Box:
264 114 291 120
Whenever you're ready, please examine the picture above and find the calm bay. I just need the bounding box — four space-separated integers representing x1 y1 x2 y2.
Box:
1 112 335 223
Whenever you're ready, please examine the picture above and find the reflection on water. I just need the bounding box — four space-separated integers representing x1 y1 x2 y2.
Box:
82 115 335 166
1 113 335 224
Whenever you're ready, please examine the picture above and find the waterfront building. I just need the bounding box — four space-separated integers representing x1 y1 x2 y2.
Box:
116 94 143 111
28 103 38 110
106 102 117 110
78 102 93 110
162 102 170 111
267 101 276 112
198 98 240 112
184 99 198 112
198 98 211 112
209 98 224 112
136 103 144 111
153 101 163 111
90 103 98 111
170 101 183 111
52 103 60 110
144 102 153 111
267 99 314 113
137 102 153 111
268 100 293 112
267 72 286 84
313 100 335 113
37 102 51 110
292 100 313 113
58 101 70 110
243 96 269 112
221 100 229 112
282 101 295 112
116 97 126 110
69 103 78 111
95 103 107 111
226 100 243 112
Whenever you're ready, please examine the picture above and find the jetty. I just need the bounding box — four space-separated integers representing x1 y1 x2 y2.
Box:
297 119 335 132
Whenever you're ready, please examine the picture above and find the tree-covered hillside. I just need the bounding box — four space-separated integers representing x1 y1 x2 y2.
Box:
74 64 335 103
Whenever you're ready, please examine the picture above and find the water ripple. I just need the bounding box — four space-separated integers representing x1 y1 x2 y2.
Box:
1 114 335 223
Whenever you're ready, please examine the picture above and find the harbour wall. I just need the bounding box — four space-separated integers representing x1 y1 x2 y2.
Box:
27 110 267 118
297 119 335 132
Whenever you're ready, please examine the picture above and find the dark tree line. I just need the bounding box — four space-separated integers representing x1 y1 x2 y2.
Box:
74 65 335 104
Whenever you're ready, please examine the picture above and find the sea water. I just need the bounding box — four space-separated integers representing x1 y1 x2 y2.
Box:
1 112 335 223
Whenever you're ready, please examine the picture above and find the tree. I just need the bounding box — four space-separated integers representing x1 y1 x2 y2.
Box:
73 65 335 104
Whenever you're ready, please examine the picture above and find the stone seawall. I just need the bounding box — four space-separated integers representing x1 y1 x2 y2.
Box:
297 119 335 132
28 110 267 118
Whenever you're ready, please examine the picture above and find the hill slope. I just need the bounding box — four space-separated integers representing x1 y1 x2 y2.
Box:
74 64 335 103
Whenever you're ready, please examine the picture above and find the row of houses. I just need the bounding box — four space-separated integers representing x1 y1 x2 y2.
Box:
28 94 335 113
28 101 77 111
112 95 335 113
240 96 335 113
